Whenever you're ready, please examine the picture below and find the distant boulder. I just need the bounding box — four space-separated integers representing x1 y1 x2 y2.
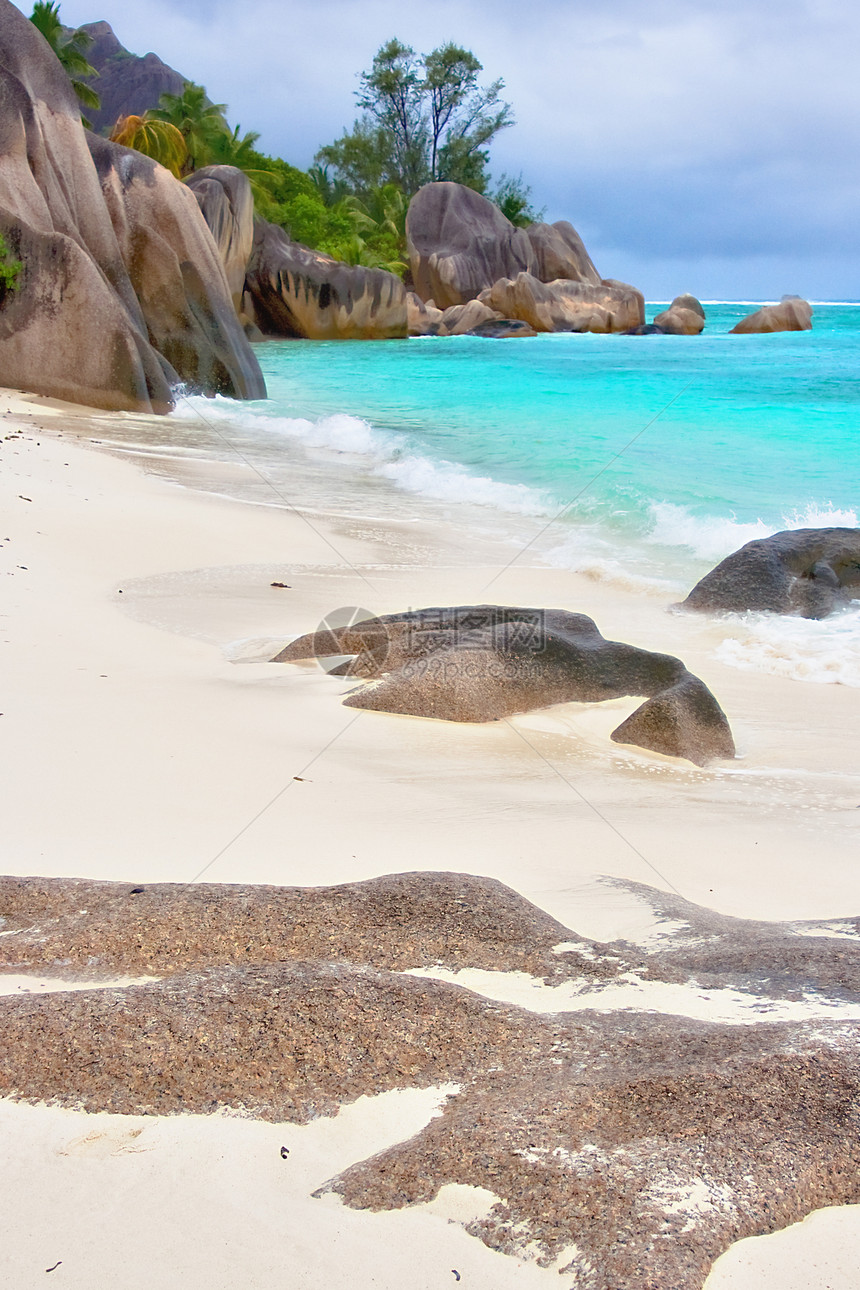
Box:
653 294 706 335
273 605 735 766
524 220 602 287
245 220 407 340
680 528 860 619
76 20 186 136
469 318 537 339
438 299 503 336
479 273 644 334
730 296 812 334
187 165 256 314
88 135 265 400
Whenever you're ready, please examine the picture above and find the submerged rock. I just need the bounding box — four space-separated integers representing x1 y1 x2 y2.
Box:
273 604 735 765
730 295 813 333
681 527 860 618
244 219 407 339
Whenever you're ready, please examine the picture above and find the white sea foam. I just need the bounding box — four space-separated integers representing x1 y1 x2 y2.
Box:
647 501 858 562
715 606 860 687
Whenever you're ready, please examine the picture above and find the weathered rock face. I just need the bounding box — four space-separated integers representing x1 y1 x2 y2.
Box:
0 4 174 411
406 291 444 335
244 219 407 340
479 273 644 334
681 528 860 619
186 165 256 313
77 21 186 136
405 182 634 333
88 135 266 400
525 218 602 287
653 294 706 335
0 2 263 412
273 605 735 765
406 182 537 308
730 296 813 334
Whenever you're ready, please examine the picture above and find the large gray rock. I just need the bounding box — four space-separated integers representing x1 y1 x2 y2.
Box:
730 296 813 334
186 165 256 313
681 528 860 619
76 20 186 136
245 219 407 340
479 273 644 334
272 605 735 766
87 135 266 400
406 183 607 310
0 1 263 412
653 294 706 335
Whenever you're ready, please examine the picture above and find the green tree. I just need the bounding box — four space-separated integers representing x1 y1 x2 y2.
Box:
149 82 229 174
317 39 515 200
109 115 188 178
29 1 100 125
492 173 545 228
0 233 22 300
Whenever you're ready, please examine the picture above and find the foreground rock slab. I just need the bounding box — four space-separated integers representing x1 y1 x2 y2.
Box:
273 605 735 765
681 527 860 618
4 871 860 1290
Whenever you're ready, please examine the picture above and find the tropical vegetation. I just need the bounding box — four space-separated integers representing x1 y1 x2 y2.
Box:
28 1 100 125
25 9 542 276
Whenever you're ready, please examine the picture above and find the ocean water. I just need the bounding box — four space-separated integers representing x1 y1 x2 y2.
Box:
165 302 860 685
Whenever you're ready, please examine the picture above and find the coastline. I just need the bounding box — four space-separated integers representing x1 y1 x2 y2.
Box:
3 385 860 1287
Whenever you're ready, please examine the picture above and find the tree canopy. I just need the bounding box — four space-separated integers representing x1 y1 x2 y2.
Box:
29 1 100 123
317 39 515 200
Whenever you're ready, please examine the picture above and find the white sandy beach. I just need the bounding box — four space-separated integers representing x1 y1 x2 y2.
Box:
3 386 860 1287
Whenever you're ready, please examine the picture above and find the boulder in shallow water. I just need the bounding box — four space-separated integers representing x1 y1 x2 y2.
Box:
653 294 706 335
438 298 503 336
730 296 812 333
245 219 407 340
680 527 860 618
273 605 735 765
479 273 644 334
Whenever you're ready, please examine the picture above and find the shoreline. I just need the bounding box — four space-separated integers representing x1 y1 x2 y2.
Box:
3 385 860 1288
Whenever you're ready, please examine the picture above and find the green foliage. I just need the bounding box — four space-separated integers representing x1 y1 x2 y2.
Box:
317 38 515 200
109 115 188 178
492 173 545 228
0 233 22 298
29 1 100 123
149 82 229 174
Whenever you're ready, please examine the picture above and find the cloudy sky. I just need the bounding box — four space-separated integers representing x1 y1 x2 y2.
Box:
21 0 860 298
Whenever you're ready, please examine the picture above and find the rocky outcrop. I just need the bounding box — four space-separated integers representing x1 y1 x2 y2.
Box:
730 296 813 333
653 293 706 335
0 1 263 412
186 165 255 313
479 273 644 334
437 298 502 335
88 135 266 400
272 605 735 765
77 20 185 136
5 870 860 1290
244 219 407 340
681 527 860 619
406 182 612 305
406 291 444 335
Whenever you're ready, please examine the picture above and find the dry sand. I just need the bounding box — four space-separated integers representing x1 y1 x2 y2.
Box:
2 386 860 1287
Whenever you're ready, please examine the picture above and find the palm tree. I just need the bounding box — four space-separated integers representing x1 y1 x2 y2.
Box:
109 116 188 179
149 82 230 174
29 2 100 125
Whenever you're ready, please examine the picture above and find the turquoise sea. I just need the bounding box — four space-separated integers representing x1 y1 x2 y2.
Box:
169 302 860 684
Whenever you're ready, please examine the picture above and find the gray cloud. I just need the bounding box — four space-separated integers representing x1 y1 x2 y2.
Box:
23 0 860 297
